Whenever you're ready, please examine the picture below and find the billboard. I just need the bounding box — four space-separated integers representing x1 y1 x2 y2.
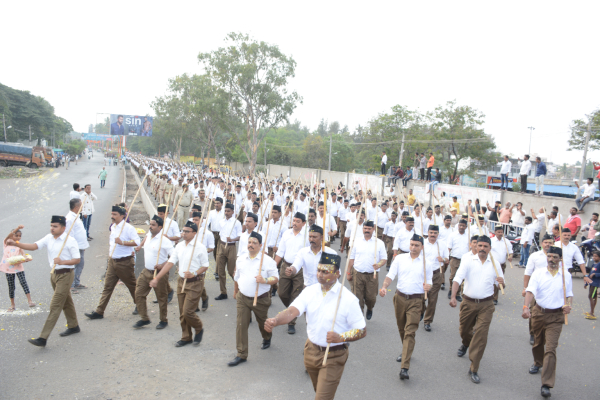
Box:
110 114 153 136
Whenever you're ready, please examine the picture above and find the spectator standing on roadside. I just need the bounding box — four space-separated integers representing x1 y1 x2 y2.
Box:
534 157 546 196
575 178 596 212
498 202 512 225
413 153 420 181
564 207 582 237
419 153 427 181
517 155 532 193
381 151 387 176
426 152 434 181
498 155 512 191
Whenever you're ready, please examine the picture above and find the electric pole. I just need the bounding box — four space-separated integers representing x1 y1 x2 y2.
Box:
3 114 6 143
29 125 31 143
264 139 267 166
576 119 592 198
328 134 332 171
527 126 535 154
399 132 405 168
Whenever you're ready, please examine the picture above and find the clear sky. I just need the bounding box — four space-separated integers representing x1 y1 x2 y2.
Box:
1 1 598 165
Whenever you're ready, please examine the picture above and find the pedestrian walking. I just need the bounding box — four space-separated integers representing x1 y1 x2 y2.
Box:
66 198 89 293
98 167 108 188
1 225 35 311
81 184 97 240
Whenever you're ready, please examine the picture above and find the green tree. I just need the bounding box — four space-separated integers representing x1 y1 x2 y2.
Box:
567 109 600 150
198 32 302 174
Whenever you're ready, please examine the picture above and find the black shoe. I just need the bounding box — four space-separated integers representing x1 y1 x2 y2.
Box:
261 339 271 349
228 356 247 367
156 321 168 329
193 329 204 346
28 337 47 347
133 320 151 329
441 283 445 291
288 324 295 335
456 295 463 302
153 299 158 304
85 311 103 320
167 290 174 303
399 368 409 380
249 315 253 323
195 308 200 312
271 286 277 296
447 291 451 299
420 313 424 321
201 299 209 311
457 345 468 357
132 306 138 315
493 300 498 305
175 340 193 347
396 354 402 362
366 309 373 320
214 273 219 281
424 324 431 332
530 335 535 345
88 237 93 240
541 385 551 398
215 294 228 300
59 326 81 337
529 364 541 374
468 369 480 384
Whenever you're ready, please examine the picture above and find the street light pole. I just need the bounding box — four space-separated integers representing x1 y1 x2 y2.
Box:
399 132 405 168
328 134 332 171
264 138 267 166
527 126 535 154
576 119 592 198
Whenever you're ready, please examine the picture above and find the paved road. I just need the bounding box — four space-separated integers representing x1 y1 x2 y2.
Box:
1 156 597 399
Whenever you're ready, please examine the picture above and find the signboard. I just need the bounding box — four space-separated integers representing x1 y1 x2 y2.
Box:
433 184 501 209
82 133 111 141
109 114 153 136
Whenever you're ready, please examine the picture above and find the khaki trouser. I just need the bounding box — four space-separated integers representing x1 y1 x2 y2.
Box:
376 226 383 240
96 256 136 315
277 261 304 325
304 339 349 400
352 270 378 312
135 269 169 322
158 189 165 204
385 236 394 267
217 243 237 295
528 298 537 335
236 292 271 359
338 220 347 239
423 270 443 325
40 270 78 339
531 307 564 388
212 232 221 261
393 293 423 369
177 276 204 341
459 298 495 373
177 205 190 230
492 263 507 301
449 257 463 294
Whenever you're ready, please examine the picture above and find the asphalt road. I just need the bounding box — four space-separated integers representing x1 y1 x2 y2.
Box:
0 155 597 400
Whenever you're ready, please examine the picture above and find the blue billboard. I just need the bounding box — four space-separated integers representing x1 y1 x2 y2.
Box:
110 114 153 136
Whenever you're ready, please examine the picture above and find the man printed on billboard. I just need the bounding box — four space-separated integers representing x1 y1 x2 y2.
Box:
142 117 153 136
111 115 125 136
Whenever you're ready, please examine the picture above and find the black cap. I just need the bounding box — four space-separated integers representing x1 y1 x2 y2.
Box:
405 217 414 222
273 205 281 212
112 205 126 215
152 215 164 226
471 235 479 242
247 212 258 222
215 197 223 204
51 215 66 225
459 219 468 225
157 204 167 213
494 225 504 231
309 208 316 215
253 201 260 207
309 225 323 235
185 221 198 232
548 246 562 256
402 211 410 216
225 203 234 210
191 204 201 211
542 233 554 242
294 212 306 222
318 201 324 206
444 215 452 220
250 231 262 244
391 211 398 215
410 234 424 244
364 220 375 227
428 224 439 232
344 199 349 203
319 253 341 268
192 212 202 218
477 235 491 244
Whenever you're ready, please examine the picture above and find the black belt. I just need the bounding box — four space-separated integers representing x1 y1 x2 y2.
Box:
433 269 440 275
463 295 493 303
222 242 236 246
54 268 72 274
312 342 347 352
395 290 423 299
243 292 269 300
536 305 563 313
450 256 461 260
113 255 134 261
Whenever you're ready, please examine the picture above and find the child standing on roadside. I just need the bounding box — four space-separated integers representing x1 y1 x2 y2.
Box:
1 225 35 311
585 251 600 320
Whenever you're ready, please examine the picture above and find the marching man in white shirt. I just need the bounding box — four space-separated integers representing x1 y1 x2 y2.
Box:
9 216 81 347
491 225 513 305
66 198 89 293
450 235 505 384
85 205 140 320
265 253 366 399
191 211 215 311
447 219 469 301
383 211 398 270
422 225 449 332
151 221 210 347
228 232 279 367
347 220 387 320
133 215 174 329
215 203 243 301
522 246 573 398
379 233 432 380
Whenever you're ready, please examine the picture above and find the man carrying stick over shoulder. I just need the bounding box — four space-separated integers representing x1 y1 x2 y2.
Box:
9 216 81 347
150 221 209 347
265 253 366 399
85 205 140 320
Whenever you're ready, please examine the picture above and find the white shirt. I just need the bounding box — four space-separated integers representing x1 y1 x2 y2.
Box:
546 217 559 231
338 206 349 222
534 214 545 233
275 227 309 264
376 211 389 229
207 208 225 232
291 281 365 347
219 216 242 244
366 204 379 221
69 190 82 200
412 214 429 236
292 246 337 286
387 252 433 295
143 230 174 271
491 236 513 264
525 250 549 276
526 268 573 309
163 217 181 240
521 224 535 245
168 239 209 278
234 253 279 297
512 208 526 227
35 232 80 269
344 220 364 249
109 220 140 259
448 231 469 259
581 183 596 198
383 220 397 237
199 229 215 251
237 227 261 257
315 213 337 242
65 211 89 250
453 253 505 299
499 160 512 174
424 239 449 271
80 192 97 215
349 235 387 273
393 227 415 253
519 159 532 175
260 218 285 248
382 154 388 164
558 241 584 266
438 224 454 245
